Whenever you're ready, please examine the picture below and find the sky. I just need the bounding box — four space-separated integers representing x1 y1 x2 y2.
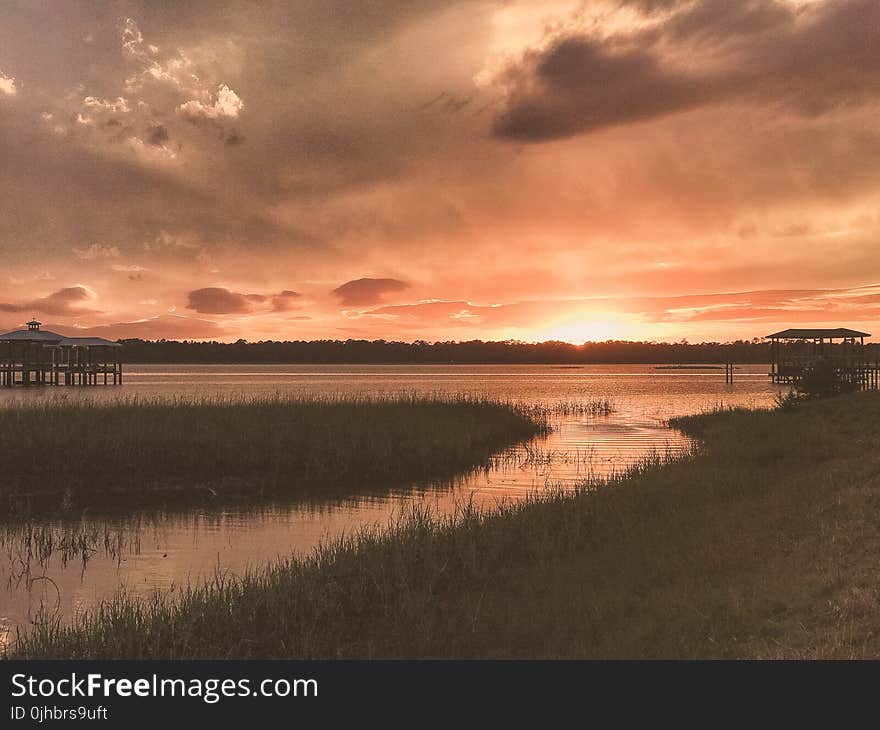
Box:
1 0 880 344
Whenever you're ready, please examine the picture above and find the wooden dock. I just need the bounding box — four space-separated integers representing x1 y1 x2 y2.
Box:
770 360 880 389
0 321 122 387
0 361 123 387
767 327 878 391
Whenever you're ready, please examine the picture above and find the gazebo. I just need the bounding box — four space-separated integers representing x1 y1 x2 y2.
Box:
0 320 123 386
765 327 876 389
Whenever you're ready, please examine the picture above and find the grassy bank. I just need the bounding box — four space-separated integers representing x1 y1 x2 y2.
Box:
0 395 546 516
14 391 880 659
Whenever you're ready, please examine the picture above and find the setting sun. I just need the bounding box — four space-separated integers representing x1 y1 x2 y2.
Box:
529 318 625 344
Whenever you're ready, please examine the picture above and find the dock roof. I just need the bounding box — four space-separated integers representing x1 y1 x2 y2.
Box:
765 328 872 340
57 337 121 347
0 329 120 346
0 328 66 343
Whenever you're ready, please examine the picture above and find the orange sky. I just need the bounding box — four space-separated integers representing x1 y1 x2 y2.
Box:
1 0 879 344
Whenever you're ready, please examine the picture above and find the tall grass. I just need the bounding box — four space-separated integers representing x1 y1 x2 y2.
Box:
15 391 880 659
523 399 615 417
0 394 547 516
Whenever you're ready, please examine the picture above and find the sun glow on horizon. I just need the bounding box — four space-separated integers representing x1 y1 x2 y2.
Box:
529 318 625 345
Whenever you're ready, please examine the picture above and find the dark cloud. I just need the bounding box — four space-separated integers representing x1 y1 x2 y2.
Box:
187 287 301 314
0 286 101 316
147 124 169 146
186 287 258 314
332 278 409 306
492 0 880 142
224 129 245 145
271 290 301 312
492 35 716 142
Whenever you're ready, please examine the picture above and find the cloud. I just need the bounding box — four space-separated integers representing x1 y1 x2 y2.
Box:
112 263 147 281
0 70 16 96
366 285 880 334
224 129 245 145
121 16 146 59
146 124 170 146
491 0 880 141
187 286 300 314
332 278 410 306
118 18 244 127
122 17 197 93
178 84 244 122
29 16 244 175
4 1 880 345
35 286 100 316
365 299 556 330
271 290 301 312
187 287 260 314
61 314 229 341
0 2 487 280
144 230 202 253
73 243 120 259
0 285 100 316
82 96 130 114
492 35 716 142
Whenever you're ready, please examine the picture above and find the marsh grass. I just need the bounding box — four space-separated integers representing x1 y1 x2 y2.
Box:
2 521 140 583
525 399 615 417
14 391 880 659
0 394 547 516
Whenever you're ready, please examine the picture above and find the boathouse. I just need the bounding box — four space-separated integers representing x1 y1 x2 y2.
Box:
0 320 122 386
766 327 878 390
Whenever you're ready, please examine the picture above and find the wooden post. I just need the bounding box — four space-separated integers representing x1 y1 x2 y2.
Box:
771 338 776 382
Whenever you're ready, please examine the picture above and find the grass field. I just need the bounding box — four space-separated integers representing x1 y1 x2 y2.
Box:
0 395 546 516
12 391 880 659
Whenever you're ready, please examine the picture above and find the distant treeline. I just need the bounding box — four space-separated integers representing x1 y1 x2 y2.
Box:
118 338 776 364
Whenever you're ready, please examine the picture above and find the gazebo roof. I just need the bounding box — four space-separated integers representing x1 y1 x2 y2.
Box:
0 328 66 343
765 328 871 340
0 330 120 346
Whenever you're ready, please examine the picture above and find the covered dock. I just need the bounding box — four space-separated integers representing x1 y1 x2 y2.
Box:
0 320 122 386
766 327 878 390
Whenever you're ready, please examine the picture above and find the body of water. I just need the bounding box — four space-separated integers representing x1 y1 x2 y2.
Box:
0 363 782 647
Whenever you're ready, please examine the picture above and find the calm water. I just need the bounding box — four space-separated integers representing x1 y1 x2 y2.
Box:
0 364 782 647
